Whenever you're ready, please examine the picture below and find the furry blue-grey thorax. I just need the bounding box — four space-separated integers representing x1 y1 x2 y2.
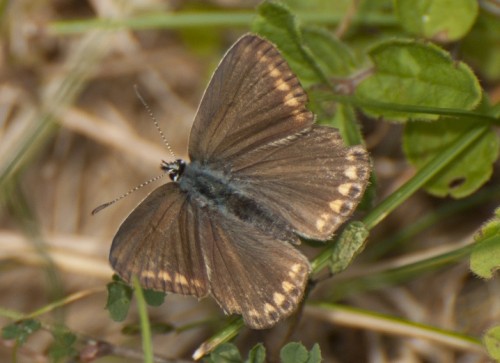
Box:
168 159 298 244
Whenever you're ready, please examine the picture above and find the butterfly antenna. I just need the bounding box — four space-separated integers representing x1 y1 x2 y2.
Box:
134 85 176 160
91 173 166 215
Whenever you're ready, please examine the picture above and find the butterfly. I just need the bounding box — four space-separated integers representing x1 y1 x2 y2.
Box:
109 34 370 329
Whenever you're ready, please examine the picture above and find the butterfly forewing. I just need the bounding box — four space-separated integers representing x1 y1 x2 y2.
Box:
189 34 314 165
110 183 208 297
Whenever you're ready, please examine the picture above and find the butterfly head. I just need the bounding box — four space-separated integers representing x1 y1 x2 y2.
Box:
161 159 186 182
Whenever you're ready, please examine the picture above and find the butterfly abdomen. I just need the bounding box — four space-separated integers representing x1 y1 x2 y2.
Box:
179 161 297 243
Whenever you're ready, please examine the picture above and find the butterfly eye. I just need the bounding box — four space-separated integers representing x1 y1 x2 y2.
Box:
161 159 186 181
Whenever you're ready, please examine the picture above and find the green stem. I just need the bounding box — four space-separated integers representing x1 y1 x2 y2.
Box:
50 12 397 34
366 184 500 260
132 277 153 363
332 242 476 300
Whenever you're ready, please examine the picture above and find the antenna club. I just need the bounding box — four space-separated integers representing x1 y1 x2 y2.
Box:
91 202 112 215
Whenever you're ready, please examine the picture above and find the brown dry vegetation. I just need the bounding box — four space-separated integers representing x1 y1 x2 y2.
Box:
0 1 499 363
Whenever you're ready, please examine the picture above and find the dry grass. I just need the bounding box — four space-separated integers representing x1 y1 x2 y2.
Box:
0 1 499 362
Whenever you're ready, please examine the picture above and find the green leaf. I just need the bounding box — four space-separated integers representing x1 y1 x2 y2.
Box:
252 1 327 87
329 103 365 146
48 329 78 362
246 343 266 363
471 235 500 280
280 342 321 363
121 323 142 336
330 221 369 274
122 321 174 335
462 12 500 81
306 343 322 363
206 343 242 363
106 279 133 322
356 40 482 121
484 326 500 361
280 342 308 363
395 0 478 42
151 321 175 334
253 2 365 89
2 319 41 345
403 118 498 198
470 208 500 279
302 27 360 77
301 33 366 147
143 288 166 307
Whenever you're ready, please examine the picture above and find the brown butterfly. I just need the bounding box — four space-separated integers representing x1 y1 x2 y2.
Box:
109 34 370 329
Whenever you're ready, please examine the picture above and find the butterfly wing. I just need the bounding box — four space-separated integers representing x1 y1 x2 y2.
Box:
110 183 208 297
188 34 314 165
230 125 371 241
188 33 370 241
192 202 310 329
110 182 309 329
111 34 369 329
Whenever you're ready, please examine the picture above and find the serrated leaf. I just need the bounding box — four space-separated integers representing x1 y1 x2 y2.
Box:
306 343 322 363
484 326 500 361
246 343 266 363
205 343 242 363
252 1 325 87
330 221 369 274
302 27 360 77
143 289 166 307
1 319 41 345
280 342 308 363
253 2 364 89
106 280 133 322
471 236 500 279
471 208 500 279
403 118 498 198
356 40 481 121
395 0 478 42
49 329 77 362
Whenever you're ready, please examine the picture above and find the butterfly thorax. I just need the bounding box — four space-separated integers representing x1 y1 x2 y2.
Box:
177 160 298 244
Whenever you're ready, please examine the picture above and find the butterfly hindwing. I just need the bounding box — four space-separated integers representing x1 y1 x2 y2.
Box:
193 201 310 329
110 181 310 329
230 125 371 240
